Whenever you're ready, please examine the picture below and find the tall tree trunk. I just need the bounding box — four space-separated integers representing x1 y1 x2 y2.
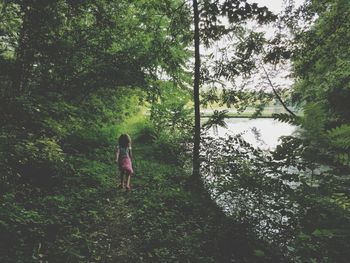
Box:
12 3 34 97
192 0 201 181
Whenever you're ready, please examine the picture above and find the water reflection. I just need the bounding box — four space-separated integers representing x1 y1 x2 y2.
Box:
209 118 297 149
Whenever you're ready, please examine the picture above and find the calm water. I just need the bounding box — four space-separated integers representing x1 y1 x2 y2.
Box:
208 118 297 149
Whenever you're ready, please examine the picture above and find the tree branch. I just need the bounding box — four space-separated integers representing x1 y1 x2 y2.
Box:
260 63 296 117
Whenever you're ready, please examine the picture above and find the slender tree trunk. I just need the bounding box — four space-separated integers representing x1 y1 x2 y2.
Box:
12 3 34 97
261 63 296 117
192 0 201 181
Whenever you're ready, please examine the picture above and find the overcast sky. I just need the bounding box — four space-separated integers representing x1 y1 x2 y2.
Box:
199 0 307 92
248 0 304 13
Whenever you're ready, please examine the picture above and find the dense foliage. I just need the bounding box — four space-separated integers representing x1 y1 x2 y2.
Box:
292 0 350 168
0 0 192 262
1 0 350 262
200 1 350 262
201 131 350 262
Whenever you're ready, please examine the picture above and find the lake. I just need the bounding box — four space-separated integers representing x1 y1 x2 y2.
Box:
207 118 298 149
203 117 302 242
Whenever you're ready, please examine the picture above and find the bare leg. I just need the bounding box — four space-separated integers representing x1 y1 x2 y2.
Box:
126 174 131 190
120 171 126 188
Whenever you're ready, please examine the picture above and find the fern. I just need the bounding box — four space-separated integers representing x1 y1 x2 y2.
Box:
202 110 229 129
327 124 350 150
272 113 301 126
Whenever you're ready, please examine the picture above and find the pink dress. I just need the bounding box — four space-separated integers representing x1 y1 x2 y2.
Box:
118 145 134 175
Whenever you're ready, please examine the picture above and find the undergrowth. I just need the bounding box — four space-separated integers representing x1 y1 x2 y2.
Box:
1 117 283 262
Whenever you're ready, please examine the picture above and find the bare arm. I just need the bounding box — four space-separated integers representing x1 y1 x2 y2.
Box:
129 147 133 160
115 147 119 162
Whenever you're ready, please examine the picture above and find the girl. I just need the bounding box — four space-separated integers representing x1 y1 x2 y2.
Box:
115 133 134 191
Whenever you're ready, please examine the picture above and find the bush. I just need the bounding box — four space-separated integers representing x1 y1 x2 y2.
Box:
153 130 191 165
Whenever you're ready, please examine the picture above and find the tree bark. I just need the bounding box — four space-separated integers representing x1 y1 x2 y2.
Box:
192 0 201 181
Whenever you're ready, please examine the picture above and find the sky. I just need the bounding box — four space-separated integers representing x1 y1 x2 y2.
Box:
248 0 305 14
196 0 307 93
206 0 306 91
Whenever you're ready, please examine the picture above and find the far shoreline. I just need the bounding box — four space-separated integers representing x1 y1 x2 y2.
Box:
200 114 276 119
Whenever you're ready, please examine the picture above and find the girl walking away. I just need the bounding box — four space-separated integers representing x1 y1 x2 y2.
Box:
116 134 134 191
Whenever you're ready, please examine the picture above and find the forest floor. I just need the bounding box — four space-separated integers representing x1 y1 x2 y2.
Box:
1 127 282 263
75 140 281 263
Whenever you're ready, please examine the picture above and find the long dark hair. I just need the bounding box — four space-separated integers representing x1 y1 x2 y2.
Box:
118 134 131 148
